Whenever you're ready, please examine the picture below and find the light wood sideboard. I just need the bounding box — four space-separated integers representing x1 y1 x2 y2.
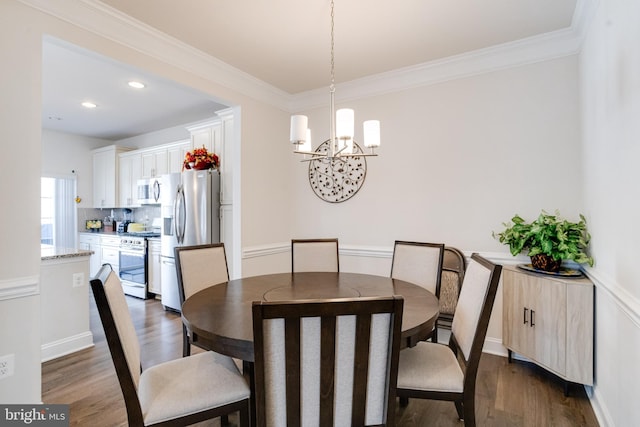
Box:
502 265 593 389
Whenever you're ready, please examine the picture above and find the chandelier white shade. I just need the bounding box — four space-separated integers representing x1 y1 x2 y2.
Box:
363 120 381 148
290 115 307 144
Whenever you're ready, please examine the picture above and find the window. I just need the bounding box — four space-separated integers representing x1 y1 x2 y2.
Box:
41 175 77 248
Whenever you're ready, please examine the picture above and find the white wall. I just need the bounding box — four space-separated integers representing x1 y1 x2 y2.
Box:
0 0 46 403
40 256 92 362
580 0 640 425
42 129 111 209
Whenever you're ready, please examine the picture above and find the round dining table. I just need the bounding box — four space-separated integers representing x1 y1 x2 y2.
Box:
181 271 440 363
181 271 439 426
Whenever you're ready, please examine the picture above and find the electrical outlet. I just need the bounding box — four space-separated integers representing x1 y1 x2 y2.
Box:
72 272 85 288
0 354 15 379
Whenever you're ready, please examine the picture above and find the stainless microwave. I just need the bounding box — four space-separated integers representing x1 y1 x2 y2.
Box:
137 178 161 204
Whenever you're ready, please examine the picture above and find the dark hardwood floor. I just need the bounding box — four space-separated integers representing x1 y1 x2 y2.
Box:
42 291 599 426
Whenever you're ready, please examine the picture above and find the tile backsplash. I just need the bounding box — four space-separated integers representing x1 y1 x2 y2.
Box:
78 206 161 232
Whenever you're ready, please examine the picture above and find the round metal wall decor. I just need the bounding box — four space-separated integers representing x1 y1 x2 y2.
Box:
308 139 367 203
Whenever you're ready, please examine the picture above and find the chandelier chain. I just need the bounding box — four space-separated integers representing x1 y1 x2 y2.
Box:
330 0 335 91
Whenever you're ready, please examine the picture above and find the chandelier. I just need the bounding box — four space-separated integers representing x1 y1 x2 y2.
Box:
289 0 381 162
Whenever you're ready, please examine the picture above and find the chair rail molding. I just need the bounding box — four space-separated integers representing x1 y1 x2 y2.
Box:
583 267 640 328
0 275 39 301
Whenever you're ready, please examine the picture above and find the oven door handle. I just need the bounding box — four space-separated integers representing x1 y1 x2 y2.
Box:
119 249 145 256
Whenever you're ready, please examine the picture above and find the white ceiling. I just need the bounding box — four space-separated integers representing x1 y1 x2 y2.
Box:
42 0 579 141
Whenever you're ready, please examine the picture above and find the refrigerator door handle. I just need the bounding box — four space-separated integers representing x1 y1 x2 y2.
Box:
174 185 186 244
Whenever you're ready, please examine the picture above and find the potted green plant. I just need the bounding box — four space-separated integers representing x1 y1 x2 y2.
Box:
493 210 594 272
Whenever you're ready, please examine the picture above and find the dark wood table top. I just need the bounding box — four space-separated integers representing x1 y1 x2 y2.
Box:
181 271 439 362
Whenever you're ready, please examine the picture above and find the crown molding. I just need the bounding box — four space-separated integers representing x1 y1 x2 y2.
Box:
21 0 292 110
291 26 585 111
291 0 597 111
20 0 596 113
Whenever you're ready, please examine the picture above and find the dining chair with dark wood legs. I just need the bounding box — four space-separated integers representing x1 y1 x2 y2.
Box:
175 243 229 357
91 264 250 426
390 240 444 342
291 238 340 272
396 253 502 427
252 295 404 427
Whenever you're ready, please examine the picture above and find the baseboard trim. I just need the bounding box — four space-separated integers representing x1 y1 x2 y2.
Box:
41 331 94 363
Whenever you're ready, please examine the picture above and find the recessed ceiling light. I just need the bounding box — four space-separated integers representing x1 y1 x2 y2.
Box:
128 81 145 89
81 102 97 109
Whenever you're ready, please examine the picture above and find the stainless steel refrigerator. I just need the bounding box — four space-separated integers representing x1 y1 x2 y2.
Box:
160 170 220 311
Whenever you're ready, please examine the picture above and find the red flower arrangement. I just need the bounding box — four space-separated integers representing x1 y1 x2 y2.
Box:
183 146 220 171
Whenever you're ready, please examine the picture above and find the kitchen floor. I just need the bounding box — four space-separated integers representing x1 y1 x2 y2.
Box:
41 292 599 426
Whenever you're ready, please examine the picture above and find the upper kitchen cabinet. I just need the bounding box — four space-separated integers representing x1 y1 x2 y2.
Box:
141 148 168 179
119 151 142 208
188 119 221 154
166 140 191 174
217 109 234 205
92 145 132 208
186 109 234 204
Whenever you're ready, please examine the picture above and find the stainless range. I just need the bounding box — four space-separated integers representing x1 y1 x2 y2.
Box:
119 235 150 299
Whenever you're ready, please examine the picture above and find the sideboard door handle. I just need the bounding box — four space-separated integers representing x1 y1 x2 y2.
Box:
530 309 535 327
523 307 528 325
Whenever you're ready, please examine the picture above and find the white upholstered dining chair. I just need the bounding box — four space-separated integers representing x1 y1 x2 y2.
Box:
90 264 250 426
252 296 404 427
175 243 229 357
291 238 340 272
390 240 444 341
396 253 502 427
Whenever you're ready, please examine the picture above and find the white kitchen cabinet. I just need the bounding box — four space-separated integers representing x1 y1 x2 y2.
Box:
502 265 593 387
148 238 162 295
118 151 142 208
186 111 233 204
92 145 132 208
189 120 221 154
217 108 234 205
78 233 102 277
141 148 169 178
167 140 192 173
100 235 121 276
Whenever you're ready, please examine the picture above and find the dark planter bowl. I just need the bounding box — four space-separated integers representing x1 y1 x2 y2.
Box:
530 254 562 272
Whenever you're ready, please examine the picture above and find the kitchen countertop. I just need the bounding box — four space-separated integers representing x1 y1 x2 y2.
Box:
41 245 93 261
79 231 160 238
